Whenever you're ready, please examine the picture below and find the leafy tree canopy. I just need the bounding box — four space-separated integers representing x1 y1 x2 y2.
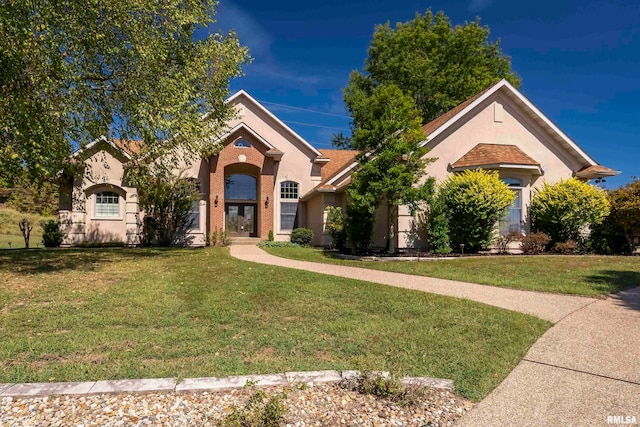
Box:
608 178 640 250
1 0 250 185
339 9 520 134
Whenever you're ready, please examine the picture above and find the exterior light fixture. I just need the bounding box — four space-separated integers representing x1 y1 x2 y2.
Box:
265 196 269 207
214 195 219 207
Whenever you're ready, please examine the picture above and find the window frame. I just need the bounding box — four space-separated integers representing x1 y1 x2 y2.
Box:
233 139 251 148
94 191 121 218
500 178 523 236
279 181 299 232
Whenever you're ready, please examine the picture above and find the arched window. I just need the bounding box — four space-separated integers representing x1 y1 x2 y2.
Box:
280 181 299 230
95 191 120 217
500 178 523 235
234 139 251 148
225 174 257 200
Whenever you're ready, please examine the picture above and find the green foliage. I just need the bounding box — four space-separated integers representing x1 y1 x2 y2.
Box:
530 178 611 243
343 9 520 127
325 206 347 250
345 203 375 254
608 178 640 252
40 219 64 248
268 230 274 242
290 227 314 246
584 214 628 254
520 232 551 255
552 240 578 255
425 197 451 254
343 83 434 251
7 175 58 215
138 172 200 246
1 0 250 184
257 241 301 248
216 386 287 427
208 227 232 247
341 371 429 407
439 170 514 252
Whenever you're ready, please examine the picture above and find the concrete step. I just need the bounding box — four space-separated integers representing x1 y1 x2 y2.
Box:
231 237 262 246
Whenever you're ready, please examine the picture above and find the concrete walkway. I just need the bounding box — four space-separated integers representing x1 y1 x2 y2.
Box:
230 245 640 426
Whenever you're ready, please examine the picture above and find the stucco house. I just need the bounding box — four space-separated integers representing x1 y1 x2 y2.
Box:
59 79 619 249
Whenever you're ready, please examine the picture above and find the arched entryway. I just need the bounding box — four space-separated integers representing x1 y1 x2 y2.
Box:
224 164 260 237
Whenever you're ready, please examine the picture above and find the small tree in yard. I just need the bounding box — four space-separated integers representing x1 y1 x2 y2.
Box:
18 218 34 249
325 206 347 250
138 171 200 246
607 178 640 252
438 170 514 252
530 178 610 243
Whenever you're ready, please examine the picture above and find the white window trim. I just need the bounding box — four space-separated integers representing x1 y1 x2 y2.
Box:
278 180 300 234
93 191 123 220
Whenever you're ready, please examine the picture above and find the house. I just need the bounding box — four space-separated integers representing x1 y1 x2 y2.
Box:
59 79 619 249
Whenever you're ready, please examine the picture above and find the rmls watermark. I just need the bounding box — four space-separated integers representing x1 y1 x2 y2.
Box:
607 415 638 425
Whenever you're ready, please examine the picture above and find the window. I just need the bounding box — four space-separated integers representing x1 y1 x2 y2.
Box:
281 202 298 230
280 181 299 231
95 191 120 217
225 174 257 200
280 181 298 199
187 201 200 230
234 139 250 148
500 178 522 235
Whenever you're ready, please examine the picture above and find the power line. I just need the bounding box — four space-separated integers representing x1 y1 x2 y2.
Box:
283 120 350 131
257 99 351 119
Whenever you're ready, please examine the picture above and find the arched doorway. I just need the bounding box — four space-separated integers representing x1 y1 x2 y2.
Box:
224 165 259 237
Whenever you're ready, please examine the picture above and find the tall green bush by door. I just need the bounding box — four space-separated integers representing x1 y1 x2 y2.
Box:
530 178 610 243
325 206 347 250
439 170 514 252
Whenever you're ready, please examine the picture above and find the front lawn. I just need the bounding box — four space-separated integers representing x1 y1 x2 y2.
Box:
261 247 640 296
0 247 549 401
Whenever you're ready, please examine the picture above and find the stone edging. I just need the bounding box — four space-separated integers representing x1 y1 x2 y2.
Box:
0 370 453 399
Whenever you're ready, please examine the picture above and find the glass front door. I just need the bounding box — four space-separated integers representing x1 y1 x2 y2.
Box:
225 203 257 237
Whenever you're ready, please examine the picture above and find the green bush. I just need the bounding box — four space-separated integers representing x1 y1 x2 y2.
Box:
257 241 301 248
290 227 314 246
520 232 551 254
40 219 64 247
425 198 451 254
216 387 287 427
530 178 610 243
552 240 578 254
345 203 374 254
325 206 347 250
439 170 514 252
268 229 274 242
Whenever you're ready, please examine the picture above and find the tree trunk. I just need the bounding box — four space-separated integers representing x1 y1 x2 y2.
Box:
19 218 33 249
388 204 397 254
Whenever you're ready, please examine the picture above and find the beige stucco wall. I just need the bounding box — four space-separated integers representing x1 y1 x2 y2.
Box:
60 144 140 246
227 95 321 240
396 91 586 249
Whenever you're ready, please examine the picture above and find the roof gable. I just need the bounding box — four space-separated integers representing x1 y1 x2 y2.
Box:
420 79 599 168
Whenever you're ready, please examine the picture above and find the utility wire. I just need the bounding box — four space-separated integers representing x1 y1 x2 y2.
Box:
283 120 350 131
257 99 351 119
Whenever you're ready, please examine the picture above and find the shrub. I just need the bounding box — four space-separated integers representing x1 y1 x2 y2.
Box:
608 178 640 253
438 170 514 252
325 206 347 250
216 386 287 427
520 232 551 254
552 240 578 254
425 198 451 254
530 178 610 243
495 230 522 254
257 241 301 248
40 219 64 247
209 227 232 247
345 203 374 254
290 227 314 245
340 371 429 408
268 229 274 242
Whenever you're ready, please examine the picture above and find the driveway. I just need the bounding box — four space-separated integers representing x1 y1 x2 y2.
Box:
230 245 640 426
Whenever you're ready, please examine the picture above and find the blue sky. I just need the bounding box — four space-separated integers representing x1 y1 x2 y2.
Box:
213 0 639 189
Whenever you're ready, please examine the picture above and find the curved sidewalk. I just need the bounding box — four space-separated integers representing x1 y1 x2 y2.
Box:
230 245 592 323
230 245 640 426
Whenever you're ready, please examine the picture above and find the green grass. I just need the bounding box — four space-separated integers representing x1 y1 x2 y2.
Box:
0 247 550 401
261 247 640 296
0 207 51 249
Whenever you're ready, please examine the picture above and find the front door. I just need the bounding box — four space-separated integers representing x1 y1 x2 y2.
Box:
225 203 257 237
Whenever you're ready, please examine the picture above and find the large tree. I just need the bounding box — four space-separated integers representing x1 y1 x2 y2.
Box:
345 83 433 253
342 9 520 126
608 178 640 252
1 0 249 185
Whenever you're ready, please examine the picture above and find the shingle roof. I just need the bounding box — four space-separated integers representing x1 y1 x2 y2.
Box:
318 149 359 183
575 165 620 178
451 144 540 169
